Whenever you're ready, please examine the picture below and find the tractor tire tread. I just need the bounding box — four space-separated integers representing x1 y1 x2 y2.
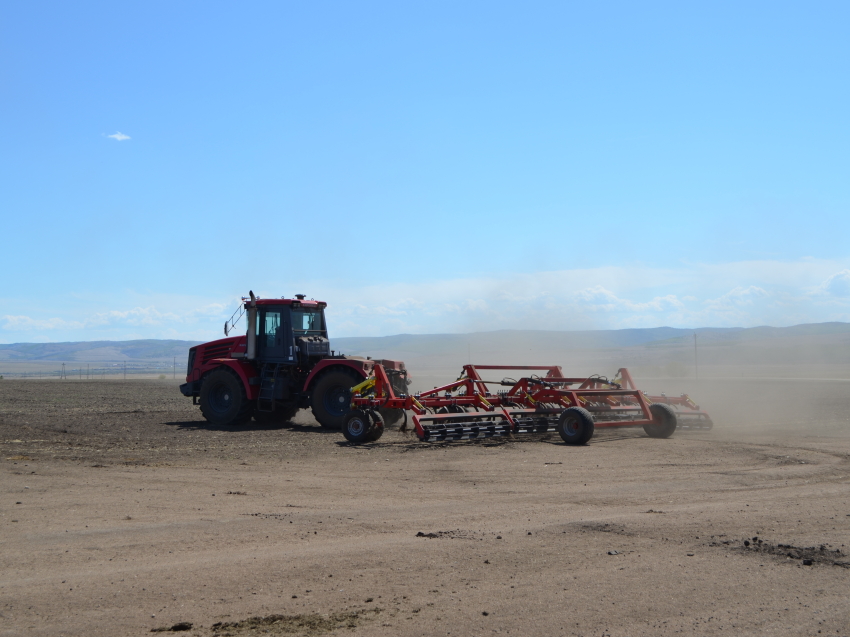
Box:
311 368 363 430
199 367 253 427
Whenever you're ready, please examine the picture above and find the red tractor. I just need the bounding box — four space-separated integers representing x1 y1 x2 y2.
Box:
180 292 408 429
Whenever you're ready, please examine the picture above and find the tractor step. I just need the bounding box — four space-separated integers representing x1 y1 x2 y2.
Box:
256 363 281 412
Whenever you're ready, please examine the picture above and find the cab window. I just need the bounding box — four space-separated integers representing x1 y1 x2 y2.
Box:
263 311 281 347
292 309 324 334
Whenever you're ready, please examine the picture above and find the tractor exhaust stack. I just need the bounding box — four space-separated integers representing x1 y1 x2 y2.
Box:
246 290 258 360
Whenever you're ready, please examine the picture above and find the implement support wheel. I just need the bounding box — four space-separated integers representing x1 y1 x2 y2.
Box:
557 406 595 445
644 403 678 438
342 409 374 444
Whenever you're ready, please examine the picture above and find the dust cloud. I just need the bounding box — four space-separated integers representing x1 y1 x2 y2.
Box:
335 326 850 439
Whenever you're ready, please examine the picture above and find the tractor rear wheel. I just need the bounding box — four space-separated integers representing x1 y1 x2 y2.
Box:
199 367 253 427
342 409 374 444
311 368 362 430
557 407 595 445
644 403 678 438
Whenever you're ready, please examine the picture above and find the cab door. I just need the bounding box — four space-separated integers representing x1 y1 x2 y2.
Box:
258 307 294 362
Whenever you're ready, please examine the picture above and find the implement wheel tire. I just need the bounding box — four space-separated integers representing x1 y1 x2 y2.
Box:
343 409 374 444
311 368 362 430
367 411 385 442
199 367 252 427
557 406 595 445
645 403 678 438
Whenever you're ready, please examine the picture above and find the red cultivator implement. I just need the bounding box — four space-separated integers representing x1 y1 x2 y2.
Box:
343 364 712 444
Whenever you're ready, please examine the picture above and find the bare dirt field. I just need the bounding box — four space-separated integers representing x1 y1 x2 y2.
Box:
1 378 849 637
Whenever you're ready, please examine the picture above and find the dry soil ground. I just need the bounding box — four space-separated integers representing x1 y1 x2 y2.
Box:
1 378 849 637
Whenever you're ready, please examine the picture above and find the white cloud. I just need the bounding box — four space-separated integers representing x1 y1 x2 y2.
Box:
107 132 130 141
1 315 83 331
4 259 850 342
86 303 227 328
813 270 850 297
574 286 685 313
704 286 769 308
298 259 850 335
1 303 229 338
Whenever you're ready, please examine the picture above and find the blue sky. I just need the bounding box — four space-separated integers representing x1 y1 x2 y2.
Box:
2 1 849 342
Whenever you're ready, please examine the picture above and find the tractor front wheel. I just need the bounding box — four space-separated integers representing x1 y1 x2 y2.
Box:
311 368 362 430
199 367 252 427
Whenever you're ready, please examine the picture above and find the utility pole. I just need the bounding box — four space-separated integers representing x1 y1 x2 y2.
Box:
694 333 699 380
173 356 176 379
124 360 126 380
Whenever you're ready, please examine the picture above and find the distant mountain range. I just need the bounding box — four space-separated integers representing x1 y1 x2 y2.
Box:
1 322 849 364
333 322 850 358
0 339 201 362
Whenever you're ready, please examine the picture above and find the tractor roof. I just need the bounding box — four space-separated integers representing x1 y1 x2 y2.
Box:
248 297 326 308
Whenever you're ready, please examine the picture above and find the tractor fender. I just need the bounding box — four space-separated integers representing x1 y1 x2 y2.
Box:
202 359 259 400
303 359 371 392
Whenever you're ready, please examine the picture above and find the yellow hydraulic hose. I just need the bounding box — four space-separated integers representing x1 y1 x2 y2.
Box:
350 378 375 395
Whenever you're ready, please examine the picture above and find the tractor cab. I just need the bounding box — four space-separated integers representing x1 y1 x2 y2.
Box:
252 295 331 365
